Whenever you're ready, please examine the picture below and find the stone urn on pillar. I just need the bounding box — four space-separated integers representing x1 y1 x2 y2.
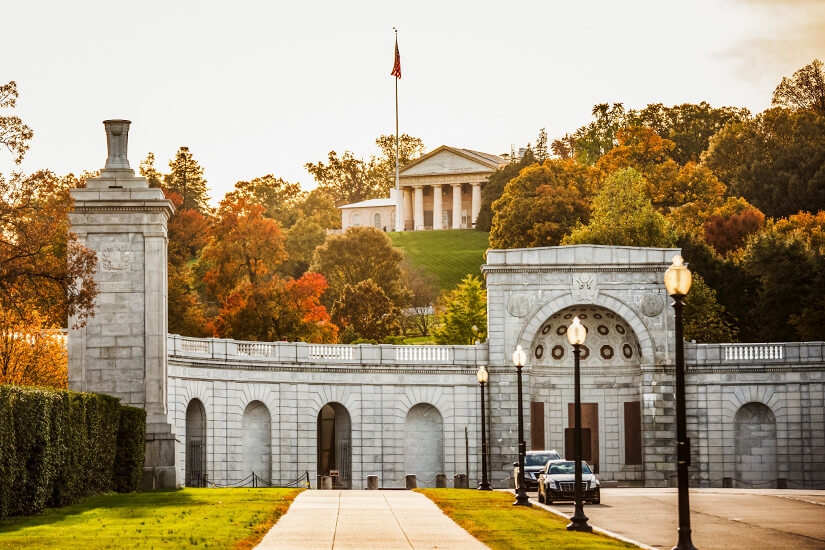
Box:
68 120 179 489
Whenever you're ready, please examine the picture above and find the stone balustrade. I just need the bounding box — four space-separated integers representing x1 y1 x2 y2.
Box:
686 341 825 365
167 334 488 367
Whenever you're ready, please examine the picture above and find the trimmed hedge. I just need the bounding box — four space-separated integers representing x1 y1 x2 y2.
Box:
0 385 146 519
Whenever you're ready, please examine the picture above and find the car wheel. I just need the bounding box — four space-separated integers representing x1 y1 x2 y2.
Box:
591 489 600 505
546 499 553 505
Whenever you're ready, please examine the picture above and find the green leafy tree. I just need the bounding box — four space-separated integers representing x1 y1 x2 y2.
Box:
571 103 629 165
563 168 675 247
305 151 385 206
225 175 304 228
295 188 341 230
703 107 825 218
280 217 327 279
401 259 439 336
772 59 825 117
0 81 33 164
490 159 595 248
138 153 163 187
433 275 487 345
333 279 399 341
375 134 425 192
164 146 210 213
629 102 749 165
683 273 737 343
310 227 409 309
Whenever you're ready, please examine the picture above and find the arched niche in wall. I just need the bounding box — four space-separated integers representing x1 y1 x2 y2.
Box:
404 403 444 488
317 402 352 489
185 399 207 487
735 402 777 487
242 400 271 483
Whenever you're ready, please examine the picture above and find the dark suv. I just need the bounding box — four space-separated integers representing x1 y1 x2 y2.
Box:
514 450 561 491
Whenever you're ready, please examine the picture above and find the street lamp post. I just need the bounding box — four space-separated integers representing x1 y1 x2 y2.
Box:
512 345 531 506
664 255 697 550
477 365 491 491
566 317 592 533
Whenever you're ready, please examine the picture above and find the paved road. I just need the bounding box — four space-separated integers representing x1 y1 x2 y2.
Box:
256 490 488 550
544 488 825 550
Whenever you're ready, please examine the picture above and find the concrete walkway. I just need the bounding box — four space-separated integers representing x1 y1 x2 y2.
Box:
256 490 488 550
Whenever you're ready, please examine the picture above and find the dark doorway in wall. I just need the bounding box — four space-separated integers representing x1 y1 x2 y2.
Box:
567 402 599 473
317 403 352 489
185 399 207 487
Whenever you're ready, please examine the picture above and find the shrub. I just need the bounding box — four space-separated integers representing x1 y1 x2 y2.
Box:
0 385 146 518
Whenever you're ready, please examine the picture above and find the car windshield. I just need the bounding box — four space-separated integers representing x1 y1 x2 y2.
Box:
525 452 559 467
547 461 592 475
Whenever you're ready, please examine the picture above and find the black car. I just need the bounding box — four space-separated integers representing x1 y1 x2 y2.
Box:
514 450 561 491
537 459 600 504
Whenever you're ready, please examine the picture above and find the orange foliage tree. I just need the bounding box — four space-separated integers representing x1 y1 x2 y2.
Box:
702 198 766 255
0 309 67 388
201 197 336 342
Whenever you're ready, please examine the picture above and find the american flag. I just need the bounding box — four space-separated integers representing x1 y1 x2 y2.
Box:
391 39 401 79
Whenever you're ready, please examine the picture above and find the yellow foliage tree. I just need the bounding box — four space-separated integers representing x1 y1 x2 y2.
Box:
0 309 67 388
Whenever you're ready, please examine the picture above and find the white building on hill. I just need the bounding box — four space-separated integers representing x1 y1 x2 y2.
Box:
338 145 506 232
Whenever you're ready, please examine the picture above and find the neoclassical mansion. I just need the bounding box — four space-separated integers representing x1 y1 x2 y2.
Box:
69 121 824 491
339 146 505 231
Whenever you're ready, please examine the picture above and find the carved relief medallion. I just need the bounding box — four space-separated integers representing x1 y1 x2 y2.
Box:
101 245 131 271
639 294 664 317
507 294 530 318
571 273 598 303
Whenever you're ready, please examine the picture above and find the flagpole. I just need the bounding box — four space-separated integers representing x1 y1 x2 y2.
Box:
394 27 402 232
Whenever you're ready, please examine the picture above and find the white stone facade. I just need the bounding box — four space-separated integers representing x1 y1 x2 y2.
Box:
68 121 824 491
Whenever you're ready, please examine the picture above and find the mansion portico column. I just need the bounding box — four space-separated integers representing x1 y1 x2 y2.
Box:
452 183 462 229
413 184 425 231
432 184 443 230
403 187 413 230
471 182 482 228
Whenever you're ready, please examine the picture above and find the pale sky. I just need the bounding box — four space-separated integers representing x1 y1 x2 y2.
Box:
3 0 824 205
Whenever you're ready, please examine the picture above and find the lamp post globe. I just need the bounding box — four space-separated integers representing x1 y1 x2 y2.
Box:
665 255 697 550
566 316 592 532
512 345 531 506
476 365 491 491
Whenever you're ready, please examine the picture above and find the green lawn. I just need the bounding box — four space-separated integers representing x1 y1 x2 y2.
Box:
418 489 636 550
389 229 489 291
0 488 301 549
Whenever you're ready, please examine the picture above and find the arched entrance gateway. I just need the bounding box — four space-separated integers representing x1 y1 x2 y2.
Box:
528 305 645 483
185 399 207 487
317 403 352 489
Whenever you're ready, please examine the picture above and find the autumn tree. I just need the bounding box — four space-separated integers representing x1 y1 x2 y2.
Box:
702 198 765 255
772 59 825 117
310 227 409 309
703 107 825 217
0 81 33 164
773 211 825 254
225 175 304 228
0 309 67 388
333 279 399 341
596 127 726 213
164 146 210 213
168 264 209 337
475 144 536 233
433 275 487 345
489 159 596 249
200 198 287 299
0 171 97 327
564 168 675 247
295 188 341 230
212 273 337 343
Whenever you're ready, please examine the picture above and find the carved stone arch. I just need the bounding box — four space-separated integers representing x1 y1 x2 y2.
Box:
308 385 361 423
396 386 453 424
236 384 278 420
517 292 656 365
178 380 214 421
722 386 785 424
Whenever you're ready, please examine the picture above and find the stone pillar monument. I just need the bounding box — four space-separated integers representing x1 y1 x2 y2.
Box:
68 120 178 489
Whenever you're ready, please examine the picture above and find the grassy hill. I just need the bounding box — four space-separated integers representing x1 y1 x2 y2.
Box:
389 229 489 291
